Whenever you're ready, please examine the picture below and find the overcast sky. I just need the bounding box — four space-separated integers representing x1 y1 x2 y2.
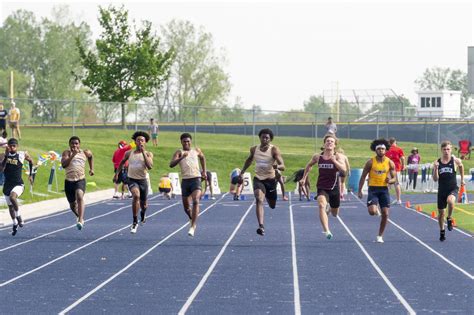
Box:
1 0 473 111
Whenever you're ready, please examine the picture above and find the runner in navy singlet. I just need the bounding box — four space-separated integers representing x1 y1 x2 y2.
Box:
432 140 464 241
2 138 34 236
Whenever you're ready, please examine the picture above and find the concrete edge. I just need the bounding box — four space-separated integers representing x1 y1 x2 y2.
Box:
0 188 115 227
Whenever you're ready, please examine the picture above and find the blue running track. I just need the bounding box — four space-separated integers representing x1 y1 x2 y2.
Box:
0 192 472 314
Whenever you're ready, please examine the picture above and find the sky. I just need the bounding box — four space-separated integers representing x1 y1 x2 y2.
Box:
1 0 473 112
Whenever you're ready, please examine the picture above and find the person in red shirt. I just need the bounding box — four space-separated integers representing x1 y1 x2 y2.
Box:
385 137 405 205
112 140 132 199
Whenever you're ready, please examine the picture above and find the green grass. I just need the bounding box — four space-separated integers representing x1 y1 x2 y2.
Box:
3 127 474 214
413 202 474 232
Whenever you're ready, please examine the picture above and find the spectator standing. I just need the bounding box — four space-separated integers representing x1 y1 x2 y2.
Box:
0 102 8 133
149 118 159 147
325 117 337 135
9 101 21 140
385 137 405 204
407 147 421 190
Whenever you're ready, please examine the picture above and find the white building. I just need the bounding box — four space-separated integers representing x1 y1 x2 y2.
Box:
416 90 461 119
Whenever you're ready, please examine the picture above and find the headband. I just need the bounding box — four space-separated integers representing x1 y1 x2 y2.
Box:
375 144 386 150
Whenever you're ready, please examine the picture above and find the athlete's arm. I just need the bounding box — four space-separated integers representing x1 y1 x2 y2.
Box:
84 149 94 176
332 153 347 174
358 159 372 197
454 157 465 184
169 149 187 168
196 148 207 179
387 160 397 184
272 146 285 171
400 155 406 171
61 149 75 168
300 154 319 186
432 160 439 182
25 151 34 183
143 151 153 170
240 146 256 175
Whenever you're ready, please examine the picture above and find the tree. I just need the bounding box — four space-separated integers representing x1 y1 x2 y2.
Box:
415 67 470 115
156 19 231 120
76 5 173 127
303 95 331 121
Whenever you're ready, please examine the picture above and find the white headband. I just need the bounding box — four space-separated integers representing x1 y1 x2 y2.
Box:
375 144 386 150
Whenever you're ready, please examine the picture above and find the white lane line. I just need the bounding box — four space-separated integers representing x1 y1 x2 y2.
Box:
0 194 162 251
288 193 301 315
389 219 474 280
0 202 180 287
59 193 228 315
352 193 474 279
337 216 416 315
0 199 112 231
178 201 253 314
0 206 129 252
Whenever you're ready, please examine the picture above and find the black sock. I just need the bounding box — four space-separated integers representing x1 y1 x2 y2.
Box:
133 216 138 224
440 230 445 235
259 224 264 229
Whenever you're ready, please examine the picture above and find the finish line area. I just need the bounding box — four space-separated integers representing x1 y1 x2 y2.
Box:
0 192 472 314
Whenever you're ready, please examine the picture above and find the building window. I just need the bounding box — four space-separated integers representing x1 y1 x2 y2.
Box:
421 97 425 108
426 97 431 107
436 97 441 107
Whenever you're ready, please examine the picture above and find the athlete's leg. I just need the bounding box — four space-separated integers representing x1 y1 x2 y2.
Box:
378 207 390 236
446 194 455 218
182 195 192 220
317 194 330 233
75 189 85 224
254 189 265 226
190 189 202 228
130 186 141 223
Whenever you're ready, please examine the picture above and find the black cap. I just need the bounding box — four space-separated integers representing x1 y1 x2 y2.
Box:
7 138 18 145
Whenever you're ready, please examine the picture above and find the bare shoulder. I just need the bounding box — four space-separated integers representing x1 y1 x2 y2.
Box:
83 149 93 157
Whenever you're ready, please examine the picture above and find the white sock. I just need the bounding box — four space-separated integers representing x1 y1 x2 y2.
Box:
12 218 18 225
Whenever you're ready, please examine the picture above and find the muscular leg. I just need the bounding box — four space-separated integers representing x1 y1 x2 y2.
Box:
190 189 202 228
437 208 445 230
254 189 266 226
446 195 455 219
317 195 330 232
378 207 390 236
75 189 85 223
182 195 192 220
130 186 140 222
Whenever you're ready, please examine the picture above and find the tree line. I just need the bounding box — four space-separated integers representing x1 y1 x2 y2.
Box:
0 5 470 126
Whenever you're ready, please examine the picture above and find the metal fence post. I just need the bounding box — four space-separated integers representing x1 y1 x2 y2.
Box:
252 106 256 146
376 115 379 138
194 107 197 145
72 101 76 136
314 112 318 151
437 119 441 146
134 102 138 131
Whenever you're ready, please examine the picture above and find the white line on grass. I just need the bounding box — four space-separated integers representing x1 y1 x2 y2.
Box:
0 202 180 287
288 193 301 315
59 193 228 315
337 216 416 315
352 193 474 280
178 201 254 314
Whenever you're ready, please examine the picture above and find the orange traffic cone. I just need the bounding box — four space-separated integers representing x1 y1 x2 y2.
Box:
405 201 411 208
431 211 437 218
416 205 422 212
452 218 457 227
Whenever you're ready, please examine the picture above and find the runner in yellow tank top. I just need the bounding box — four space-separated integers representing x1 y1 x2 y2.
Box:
358 138 396 243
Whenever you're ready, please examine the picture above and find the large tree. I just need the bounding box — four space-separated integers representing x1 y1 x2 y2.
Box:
415 67 470 115
76 5 173 127
303 95 331 121
155 19 231 121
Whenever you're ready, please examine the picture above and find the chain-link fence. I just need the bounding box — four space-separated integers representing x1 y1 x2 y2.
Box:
0 96 472 146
